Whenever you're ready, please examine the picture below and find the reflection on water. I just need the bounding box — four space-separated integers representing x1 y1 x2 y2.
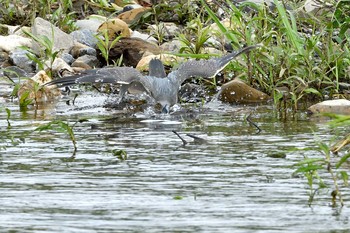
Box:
0 93 349 232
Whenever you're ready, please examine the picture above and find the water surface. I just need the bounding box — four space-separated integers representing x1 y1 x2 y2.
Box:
1 89 349 232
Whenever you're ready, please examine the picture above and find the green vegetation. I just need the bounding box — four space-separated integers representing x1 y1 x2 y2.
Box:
293 114 350 207
21 29 60 77
96 30 122 66
35 119 85 156
202 0 349 113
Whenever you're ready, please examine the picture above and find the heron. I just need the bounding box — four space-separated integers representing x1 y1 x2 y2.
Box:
45 45 259 113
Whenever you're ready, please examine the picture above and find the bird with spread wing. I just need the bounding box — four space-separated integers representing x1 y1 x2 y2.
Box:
45 45 259 113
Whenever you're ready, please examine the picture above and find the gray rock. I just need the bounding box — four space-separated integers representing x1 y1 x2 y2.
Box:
160 40 182 53
122 4 143 12
72 55 100 69
0 51 9 63
70 29 98 48
75 18 104 32
3 66 29 78
148 22 181 40
31 17 74 53
205 37 223 50
9 49 36 72
78 47 97 57
60 53 75 65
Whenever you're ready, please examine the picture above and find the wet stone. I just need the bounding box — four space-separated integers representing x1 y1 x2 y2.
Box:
70 29 98 48
218 79 270 104
72 55 100 69
9 49 36 73
308 99 350 115
60 53 75 65
0 51 9 64
3 66 28 79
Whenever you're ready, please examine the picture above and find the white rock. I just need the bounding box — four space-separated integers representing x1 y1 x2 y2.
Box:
308 99 350 115
75 19 104 32
0 35 33 52
299 0 322 13
131 30 158 44
44 57 74 73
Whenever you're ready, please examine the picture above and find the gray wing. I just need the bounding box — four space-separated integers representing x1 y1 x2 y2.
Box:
169 45 259 85
45 67 144 87
148 58 166 78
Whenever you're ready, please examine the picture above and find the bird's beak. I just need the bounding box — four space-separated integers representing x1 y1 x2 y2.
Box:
161 105 170 114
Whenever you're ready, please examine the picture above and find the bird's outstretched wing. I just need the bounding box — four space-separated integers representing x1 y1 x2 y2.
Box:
45 67 144 87
148 58 167 78
169 45 260 85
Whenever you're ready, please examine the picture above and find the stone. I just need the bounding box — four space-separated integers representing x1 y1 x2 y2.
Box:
218 79 270 104
97 18 131 40
122 4 143 11
148 22 181 40
75 17 105 32
0 35 33 53
308 99 350 115
130 30 158 43
31 17 75 53
70 42 90 58
70 42 96 58
78 47 97 57
60 53 75 65
9 49 36 72
45 58 74 73
136 54 183 71
105 37 160 67
3 66 28 79
205 37 223 50
160 40 182 53
72 55 100 69
117 7 151 25
17 70 61 103
298 0 323 14
70 29 98 48
0 51 9 64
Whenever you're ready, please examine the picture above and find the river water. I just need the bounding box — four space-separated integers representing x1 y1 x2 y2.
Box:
1 86 349 232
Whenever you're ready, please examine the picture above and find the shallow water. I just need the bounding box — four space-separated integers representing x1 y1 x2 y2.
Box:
1 89 350 232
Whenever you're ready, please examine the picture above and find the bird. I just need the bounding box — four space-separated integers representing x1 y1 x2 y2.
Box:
45 45 259 113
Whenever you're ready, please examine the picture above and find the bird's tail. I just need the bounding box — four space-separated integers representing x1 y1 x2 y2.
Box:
44 70 98 87
218 44 261 68
44 75 81 87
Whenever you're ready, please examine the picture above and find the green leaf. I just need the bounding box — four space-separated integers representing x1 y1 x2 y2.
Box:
336 153 350 169
295 164 324 173
200 0 239 45
273 0 304 54
339 171 348 186
19 90 33 107
303 88 322 97
293 157 326 167
5 107 11 119
111 149 128 160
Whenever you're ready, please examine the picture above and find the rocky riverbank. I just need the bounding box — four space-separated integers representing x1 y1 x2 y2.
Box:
0 0 348 114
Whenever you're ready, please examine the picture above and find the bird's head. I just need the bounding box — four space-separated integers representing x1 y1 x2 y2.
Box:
161 104 170 114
